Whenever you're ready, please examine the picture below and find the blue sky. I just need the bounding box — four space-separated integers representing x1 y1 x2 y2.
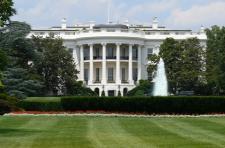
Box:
12 0 225 31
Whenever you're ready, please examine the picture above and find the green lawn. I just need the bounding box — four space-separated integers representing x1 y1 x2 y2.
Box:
25 97 61 102
1 116 225 148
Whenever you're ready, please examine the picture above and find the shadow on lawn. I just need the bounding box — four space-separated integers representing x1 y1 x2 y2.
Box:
0 128 43 137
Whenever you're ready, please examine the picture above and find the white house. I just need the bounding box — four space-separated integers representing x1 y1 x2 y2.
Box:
27 18 207 96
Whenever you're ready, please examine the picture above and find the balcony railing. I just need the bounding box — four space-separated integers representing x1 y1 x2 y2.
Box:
93 56 102 60
133 56 138 60
84 56 90 60
107 80 115 83
120 56 129 60
106 56 116 59
121 80 128 83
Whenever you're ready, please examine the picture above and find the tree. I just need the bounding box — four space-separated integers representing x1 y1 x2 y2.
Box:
31 35 79 95
206 26 225 95
147 54 160 81
158 38 204 94
0 21 34 68
0 49 8 90
2 68 43 99
127 80 153 96
0 0 16 27
66 81 97 96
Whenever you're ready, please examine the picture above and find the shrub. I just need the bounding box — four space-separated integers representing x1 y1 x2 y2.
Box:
0 100 11 115
127 80 153 96
101 91 105 97
118 91 121 97
0 93 20 115
61 96 225 114
18 100 62 111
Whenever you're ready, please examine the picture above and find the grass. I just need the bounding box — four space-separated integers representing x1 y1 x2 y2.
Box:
0 116 225 148
25 97 61 102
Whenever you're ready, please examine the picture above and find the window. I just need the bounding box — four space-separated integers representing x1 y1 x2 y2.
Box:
107 47 114 58
108 90 115 96
96 68 100 82
122 68 126 82
133 48 138 59
84 69 89 82
133 68 138 81
108 68 114 81
148 48 153 55
122 48 126 57
96 48 100 57
84 48 89 60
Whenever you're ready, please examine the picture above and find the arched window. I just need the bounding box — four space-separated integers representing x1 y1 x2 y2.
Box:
94 88 100 96
123 88 128 96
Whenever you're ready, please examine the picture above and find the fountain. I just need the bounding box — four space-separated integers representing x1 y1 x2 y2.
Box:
153 58 168 96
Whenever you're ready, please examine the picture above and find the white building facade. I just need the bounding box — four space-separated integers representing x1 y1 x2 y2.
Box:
28 18 207 96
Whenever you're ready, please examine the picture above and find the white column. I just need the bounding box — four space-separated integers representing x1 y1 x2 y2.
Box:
129 44 134 84
89 44 93 84
116 43 121 84
101 43 107 84
138 45 142 82
80 45 84 81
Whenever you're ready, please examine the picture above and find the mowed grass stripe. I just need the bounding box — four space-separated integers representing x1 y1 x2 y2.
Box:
31 117 92 148
0 116 33 148
119 118 207 148
87 117 153 148
152 118 224 148
176 118 225 146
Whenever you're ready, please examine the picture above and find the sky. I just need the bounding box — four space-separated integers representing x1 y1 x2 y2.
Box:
12 0 225 31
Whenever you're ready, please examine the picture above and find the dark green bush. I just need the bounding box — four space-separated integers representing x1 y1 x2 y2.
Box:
0 99 11 115
18 101 62 111
0 93 20 115
61 96 225 114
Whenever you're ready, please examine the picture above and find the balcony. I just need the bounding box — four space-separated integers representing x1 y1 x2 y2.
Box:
120 56 129 60
84 56 90 60
93 56 102 60
107 80 115 83
106 56 116 60
121 80 128 83
133 56 138 60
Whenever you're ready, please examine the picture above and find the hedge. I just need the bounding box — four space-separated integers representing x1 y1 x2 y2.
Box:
61 96 225 114
18 101 62 111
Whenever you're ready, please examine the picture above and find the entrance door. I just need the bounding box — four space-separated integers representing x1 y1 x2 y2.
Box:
108 90 115 96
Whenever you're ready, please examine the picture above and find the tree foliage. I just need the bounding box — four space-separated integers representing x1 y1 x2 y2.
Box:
2 68 43 99
0 0 16 26
206 26 225 95
157 38 204 94
31 35 79 95
0 21 34 68
127 80 153 96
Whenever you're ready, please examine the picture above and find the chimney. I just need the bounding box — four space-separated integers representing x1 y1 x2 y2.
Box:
200 25 205 34
152 17 158 30
61 18 67 29
89 21 95 29
124 20 130 27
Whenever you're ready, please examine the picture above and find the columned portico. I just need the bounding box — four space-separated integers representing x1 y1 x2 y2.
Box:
79 42 140 96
